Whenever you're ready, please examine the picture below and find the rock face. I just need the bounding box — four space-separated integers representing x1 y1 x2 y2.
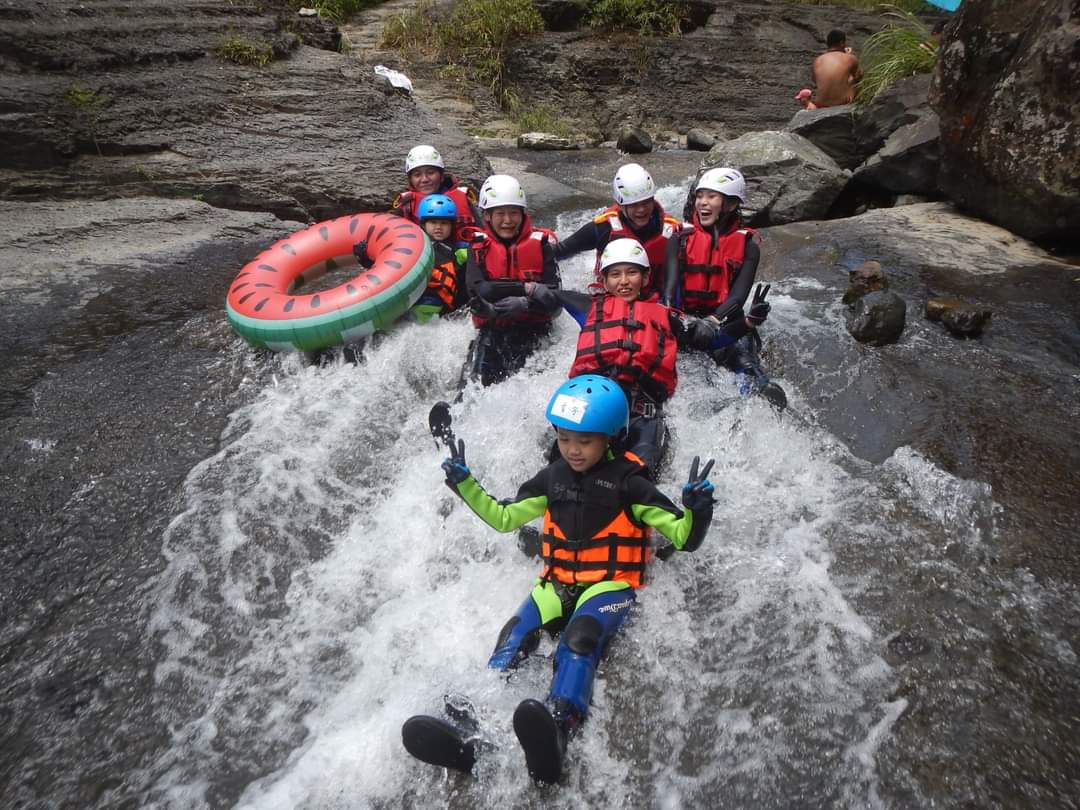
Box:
0 0 490 220
699 130 850 225
504 6 885 141
932 0 1080 244
855 74 932 160
852 111 941 195
786 105 859 169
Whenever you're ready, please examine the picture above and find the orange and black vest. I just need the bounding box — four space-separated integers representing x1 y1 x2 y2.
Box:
679 218 754 315
425 241 466 309
470 216 555 327
569 294 677 401
590 205 681 297
540 453 651 588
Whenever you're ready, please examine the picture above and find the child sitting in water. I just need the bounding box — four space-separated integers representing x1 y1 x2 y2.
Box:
402 375 716 784
409 193 470 323
392 145 481 240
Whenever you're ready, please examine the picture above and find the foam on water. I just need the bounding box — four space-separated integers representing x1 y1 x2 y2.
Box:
140 192 1001 808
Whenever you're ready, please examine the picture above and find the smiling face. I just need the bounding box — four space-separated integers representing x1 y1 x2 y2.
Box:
484 206 524 240
621 198 655 230
408 166 444 195
422 218 454 243
555 427 608 472
602 262 648 303
694 190 739 227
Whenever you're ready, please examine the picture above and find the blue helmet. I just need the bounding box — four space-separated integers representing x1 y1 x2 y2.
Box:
546 375 629 437
417 193 457 222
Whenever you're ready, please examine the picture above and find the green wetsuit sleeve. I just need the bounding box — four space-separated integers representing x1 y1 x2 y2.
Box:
449 470 549 533
625 475 711 551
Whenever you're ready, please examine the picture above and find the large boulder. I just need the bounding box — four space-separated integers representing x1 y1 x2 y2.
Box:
699 130 850 225
852 111 941 195
785 105 860 169
854 73 932 159
932 0 1080 244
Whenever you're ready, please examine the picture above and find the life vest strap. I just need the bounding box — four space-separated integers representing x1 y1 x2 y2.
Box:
684 262 726 275
544 533 649 553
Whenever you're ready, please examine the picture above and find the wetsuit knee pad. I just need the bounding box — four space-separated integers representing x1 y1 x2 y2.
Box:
562 615 603 657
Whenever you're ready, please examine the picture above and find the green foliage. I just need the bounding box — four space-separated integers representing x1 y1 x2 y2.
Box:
63 84 103 108
788 0 932 11
508 100 575 137
856 9 937 103
383 0 543 106
588 0 684 35
219 35 274 67
291 0 380 23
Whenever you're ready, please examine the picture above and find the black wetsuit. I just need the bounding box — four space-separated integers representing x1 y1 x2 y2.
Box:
463 232 561 387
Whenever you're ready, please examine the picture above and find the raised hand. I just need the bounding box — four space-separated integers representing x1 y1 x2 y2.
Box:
681 455 716 512
441 438 470 485
746 283 771 327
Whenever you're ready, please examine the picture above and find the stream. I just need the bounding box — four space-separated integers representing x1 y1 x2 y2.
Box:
1 152 1078 809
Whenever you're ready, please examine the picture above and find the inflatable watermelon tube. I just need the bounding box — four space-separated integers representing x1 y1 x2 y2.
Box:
225 213 433 352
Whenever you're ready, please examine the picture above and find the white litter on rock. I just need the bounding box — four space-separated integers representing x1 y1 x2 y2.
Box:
374 65 413 93
297 7 318 16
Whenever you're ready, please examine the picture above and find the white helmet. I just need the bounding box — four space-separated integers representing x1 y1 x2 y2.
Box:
612 163 656 206
695 167 746 202
599 238 650 273
405 145 445 174
478 174 527 210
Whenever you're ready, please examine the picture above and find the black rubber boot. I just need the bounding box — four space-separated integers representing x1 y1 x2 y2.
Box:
513 699 567 785
402 715 478 774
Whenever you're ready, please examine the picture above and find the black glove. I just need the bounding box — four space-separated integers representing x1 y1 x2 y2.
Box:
686 316 721 351
525 282 558 310
353 240 375 269
441 438 470 485
469 296 529 319
746 283 771 327
681 455 716 513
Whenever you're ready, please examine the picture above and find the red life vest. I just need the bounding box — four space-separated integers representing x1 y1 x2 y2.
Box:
470 216 555 327
678 218 754 315
541 452 651 588
590 204 681 297
569 295 677 401
392 174 478 238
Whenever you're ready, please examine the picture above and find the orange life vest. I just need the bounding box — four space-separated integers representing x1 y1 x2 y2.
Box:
540 452 651 588
425 242 466 309
569 295 677 401
678 220 754 315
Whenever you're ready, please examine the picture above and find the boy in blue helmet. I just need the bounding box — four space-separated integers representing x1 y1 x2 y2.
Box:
411 193 471 323
402 375 716 784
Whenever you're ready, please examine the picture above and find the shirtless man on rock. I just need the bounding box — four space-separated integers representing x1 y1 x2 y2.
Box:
811 29 863 107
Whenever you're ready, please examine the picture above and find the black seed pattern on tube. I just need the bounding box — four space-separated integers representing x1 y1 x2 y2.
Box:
311 295 321 308
239 292 256 304
377 226 389 241
284 299 296 312
258 264 277 272
282 245 296 255
366 274 382 285
319 226 329 241
255 283 274 288
349 218 359 234
393 248 413 255
385 261 402 269
254 297 269 312
347 285 358 295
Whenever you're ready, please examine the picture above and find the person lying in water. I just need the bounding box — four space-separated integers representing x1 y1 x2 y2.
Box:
402 375 716 784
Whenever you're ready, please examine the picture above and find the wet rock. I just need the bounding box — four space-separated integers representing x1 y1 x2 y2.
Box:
942 306 993 338
895 194 933 207
932 0 1080 244
842 259 888 305
617 127 653 154
686 128 718 152
0 1 489 219
785 104 859 169
517 132 580 151
887 631 932 660
847 290 907 345
699 130 850 225
853 111 940 196
924 296 965 322
854 74 931 159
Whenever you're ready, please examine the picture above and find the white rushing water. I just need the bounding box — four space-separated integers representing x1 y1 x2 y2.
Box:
142 187 999 809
